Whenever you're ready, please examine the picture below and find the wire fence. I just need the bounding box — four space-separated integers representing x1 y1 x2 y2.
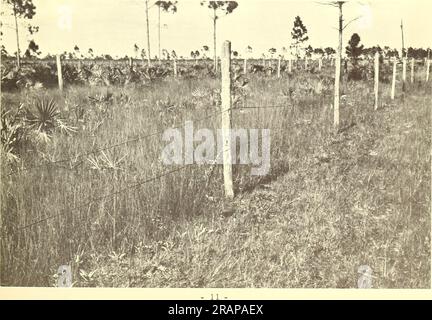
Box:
10 78 430 229
17 164 190 230
6 104 292 177
14 103 292 230
18 142 241 230
6 42 431 231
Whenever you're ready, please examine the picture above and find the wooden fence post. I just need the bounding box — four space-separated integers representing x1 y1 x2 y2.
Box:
288 58 292 73
173 58 177 77
334 52 341 128
129 57 133 68
391 58 397 100
304 57 308 70
243 58 247 74
277 56 281 78
374 52 380 110
411 58 415 83
221 41 234 199
318 57 322 71
56 54 63 91
402 57 407 82
426 59 430 82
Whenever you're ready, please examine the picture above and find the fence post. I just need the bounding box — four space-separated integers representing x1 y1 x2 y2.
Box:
411 58 415 83
288 58 292 73
402 57 407 82
374 52 380 110
129 57 133 68
277 56 281 78
334 52 341 128
426 59 430 82
221 41 234 199
318 57 322 71
56 54 63 91
173 58 177 77
304 57 308 70
391 57 397 100
243 58 247 74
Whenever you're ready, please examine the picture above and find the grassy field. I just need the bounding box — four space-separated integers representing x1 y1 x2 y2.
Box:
1 61 430 287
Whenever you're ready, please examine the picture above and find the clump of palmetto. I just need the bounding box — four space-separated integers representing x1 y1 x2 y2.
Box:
1 99 77 164
26 98 77 136
26 98 59 133
1 105 27 163
87 150 127 171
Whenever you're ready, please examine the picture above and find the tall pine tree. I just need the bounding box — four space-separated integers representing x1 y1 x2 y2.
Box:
346 33 365 80
291 16 309 59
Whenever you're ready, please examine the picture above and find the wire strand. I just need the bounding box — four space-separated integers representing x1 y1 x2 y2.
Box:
17 164 190 230
6 107 232 177
6 104 290 176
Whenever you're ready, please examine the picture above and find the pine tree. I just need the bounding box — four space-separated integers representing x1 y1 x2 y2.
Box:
346 33 364 66
5 0 37 68
291 16 309 59
346 33 365 81
200 1 239 72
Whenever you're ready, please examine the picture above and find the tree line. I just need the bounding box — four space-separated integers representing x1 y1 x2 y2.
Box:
1 1 430 68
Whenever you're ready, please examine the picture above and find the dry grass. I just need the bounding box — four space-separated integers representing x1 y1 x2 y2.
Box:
1 62 430 287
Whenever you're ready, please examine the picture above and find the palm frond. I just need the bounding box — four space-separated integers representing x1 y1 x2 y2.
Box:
27 98 59 133
56 119 78 135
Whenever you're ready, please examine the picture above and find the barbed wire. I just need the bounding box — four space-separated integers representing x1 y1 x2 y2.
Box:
17 164 189 230
5 103 294 177
10 90 394 230
5 107 233 177
17 143 235 230
233 105 292 110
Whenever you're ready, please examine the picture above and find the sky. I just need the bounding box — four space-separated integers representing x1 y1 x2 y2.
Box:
1 0 431 59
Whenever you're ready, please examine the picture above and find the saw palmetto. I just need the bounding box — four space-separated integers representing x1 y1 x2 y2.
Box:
26 98 59 133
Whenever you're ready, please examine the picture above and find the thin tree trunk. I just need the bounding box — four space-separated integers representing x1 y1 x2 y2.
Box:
13 6 20 69
158 5 161 60
400 20 405 59
338 4 343 82
145 0 151 66
213 8 217 72
334 1 343 129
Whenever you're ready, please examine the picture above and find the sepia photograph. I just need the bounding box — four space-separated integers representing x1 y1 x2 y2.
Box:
0 0 431 291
